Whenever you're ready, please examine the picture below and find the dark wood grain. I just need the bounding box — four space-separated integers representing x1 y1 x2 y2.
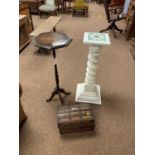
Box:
57 103 95 134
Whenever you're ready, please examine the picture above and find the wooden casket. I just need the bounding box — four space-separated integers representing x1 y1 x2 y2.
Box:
57 103 95 134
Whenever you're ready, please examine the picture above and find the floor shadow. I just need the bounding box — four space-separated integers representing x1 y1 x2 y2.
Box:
92 92 129 114
60 130 97 140
33 48 52 56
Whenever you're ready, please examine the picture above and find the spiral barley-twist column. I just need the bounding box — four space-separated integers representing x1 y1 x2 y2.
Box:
75 32 110 104
85 45 101 84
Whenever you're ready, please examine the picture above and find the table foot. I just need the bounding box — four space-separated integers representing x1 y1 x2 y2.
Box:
46 87 71 104
58 92 63 104
59 88 71 95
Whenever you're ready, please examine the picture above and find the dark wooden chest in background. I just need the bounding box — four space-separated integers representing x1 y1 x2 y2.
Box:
57 103 95 134
20 0 44 15
19 2 34 51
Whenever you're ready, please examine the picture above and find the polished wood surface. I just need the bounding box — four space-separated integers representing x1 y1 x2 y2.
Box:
19 15 30 51
19 2 34 34
19 15 28 26
20 0 44 14
19 3 34 51
57 103 95 134
111 0 125 5
33 32 72 104
33 32 72 49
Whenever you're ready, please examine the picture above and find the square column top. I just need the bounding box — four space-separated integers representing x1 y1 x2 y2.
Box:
83 32 111 45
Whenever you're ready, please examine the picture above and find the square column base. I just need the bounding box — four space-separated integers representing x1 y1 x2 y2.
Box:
75 83 101 105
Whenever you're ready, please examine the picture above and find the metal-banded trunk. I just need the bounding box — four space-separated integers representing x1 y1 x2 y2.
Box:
57 103 95 134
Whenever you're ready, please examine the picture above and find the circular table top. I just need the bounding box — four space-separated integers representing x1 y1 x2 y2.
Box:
33 32 72 50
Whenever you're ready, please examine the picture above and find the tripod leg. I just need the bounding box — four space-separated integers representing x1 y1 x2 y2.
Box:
112 27 116 38
58 92 63 104
100 24 113 33
60 88 71 95
113 23 123 33
46 89 57 102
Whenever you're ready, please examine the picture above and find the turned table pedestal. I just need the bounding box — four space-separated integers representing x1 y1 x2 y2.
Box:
33 32 72 104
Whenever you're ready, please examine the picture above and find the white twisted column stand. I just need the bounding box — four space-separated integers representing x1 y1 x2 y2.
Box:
75 32 110 104
85 46 100 84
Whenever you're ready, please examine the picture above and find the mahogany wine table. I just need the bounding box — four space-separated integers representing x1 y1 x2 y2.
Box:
33 32 72 104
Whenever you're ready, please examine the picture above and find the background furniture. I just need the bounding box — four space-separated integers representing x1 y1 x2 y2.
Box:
30 16 61 37
97 0 104 4
130 37 135 59
19 15 30 51
57 0 73 13
111 0 125 5
20 0 44 15
19 2 34 34
33 32 72 104
125 0 135 40
56 0 63 12
19 3 34 51
19 84 27 127
125 0 134 59
39 0 57 18
63 0 73 13
100 0 126 38
72 0 89 17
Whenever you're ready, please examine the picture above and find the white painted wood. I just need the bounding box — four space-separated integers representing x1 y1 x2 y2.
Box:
75 32 110 105
85 45 100 84
46 0 54 5
83 32 111 45
29 16 61 37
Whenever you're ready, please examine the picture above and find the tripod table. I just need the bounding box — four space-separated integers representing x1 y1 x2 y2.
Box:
33 32 72 104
